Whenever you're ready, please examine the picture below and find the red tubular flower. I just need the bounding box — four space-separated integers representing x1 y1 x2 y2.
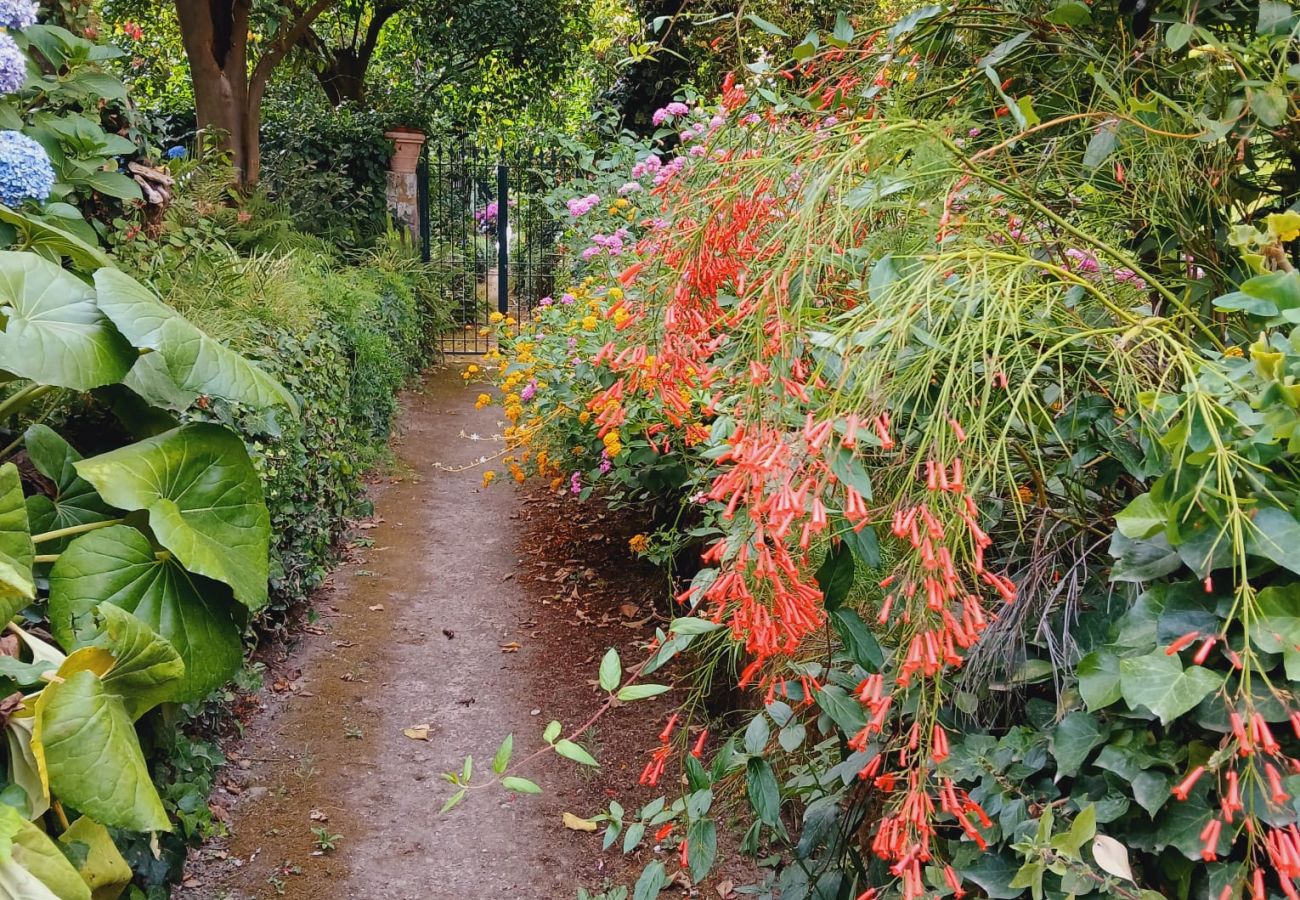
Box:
1172 765 1206 800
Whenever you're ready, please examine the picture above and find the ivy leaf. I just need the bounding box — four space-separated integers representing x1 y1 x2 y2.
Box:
93 267 296 413
75 424 271 610
1246 584 1300 653
1114 494 1165 539
1119 652 1223 724
1051 711 1106 777
1109 531 1181 582
49 525 243 703
1077 649 1122 710
1246 507 1300 575
0 464 34 619
0 251 134 391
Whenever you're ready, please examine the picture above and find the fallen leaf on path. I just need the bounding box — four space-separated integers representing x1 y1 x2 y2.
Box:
500 642 521 653
562 812 598 832
716 880 736 898
403 724 430 741
309 810 328 822
619 603 640 618
442 629 455 639
368 604 384 612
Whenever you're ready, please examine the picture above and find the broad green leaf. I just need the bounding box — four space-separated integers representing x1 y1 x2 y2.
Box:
1109 531 1182 582
34 667 170 832
815 684 867 733
1045 0 1092 25
93 268 296 413
815 542 854 611
598 648 620 693
746 757 780 825
492 734 513 775
1165 22 1194 49
632 861 667 900
744 715 770 755
1114 494 1165 539
500 776 541 794
542 720 561 744
554 740 598 767
74 424 270 610
6 811 91 900
5 717 47 819
0 658 52 687
616 684 670 702
49 525 242 703
22 427 114 552
58 817 130 899
1052 804 1096 856
81 604 183 719
744 13 788 36
1051 711 1106 777
0 252 134 391
669 617 721 635
830 608 884 671
0 206 111 272
0 464 33 619
838 520 881 568
1119 652 1223 724
686 820 717 883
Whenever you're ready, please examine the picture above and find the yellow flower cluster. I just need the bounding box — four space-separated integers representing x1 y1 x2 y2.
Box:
603 428 623 457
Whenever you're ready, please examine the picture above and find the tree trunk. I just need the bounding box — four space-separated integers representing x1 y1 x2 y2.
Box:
175 0 332 190
316 50 369 105
175 0 250 178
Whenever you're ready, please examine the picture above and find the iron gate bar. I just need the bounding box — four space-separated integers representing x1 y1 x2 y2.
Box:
497 161 508 317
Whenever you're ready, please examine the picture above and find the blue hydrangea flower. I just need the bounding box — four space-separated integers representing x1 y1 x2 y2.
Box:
0 131 53 206
0 33 25 96
165 145 187 160
0 0 38 29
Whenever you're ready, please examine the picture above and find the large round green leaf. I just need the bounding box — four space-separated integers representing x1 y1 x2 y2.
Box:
11 812 91 900
0 252 134 390
22 426 114 553
49 528 241 704
33 666 170 833
0 464 34 621
84 604 184 720
93 268 296 413
73 425 269 610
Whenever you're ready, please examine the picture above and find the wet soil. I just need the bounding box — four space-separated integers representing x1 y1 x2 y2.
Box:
177 366 711 900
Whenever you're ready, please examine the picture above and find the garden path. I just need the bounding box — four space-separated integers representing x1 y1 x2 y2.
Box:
177 365 627 900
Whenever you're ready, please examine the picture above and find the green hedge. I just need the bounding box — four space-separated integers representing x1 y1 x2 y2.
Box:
216 245 450 615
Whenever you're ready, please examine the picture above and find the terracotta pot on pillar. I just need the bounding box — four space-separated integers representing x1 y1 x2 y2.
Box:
385 128 426 174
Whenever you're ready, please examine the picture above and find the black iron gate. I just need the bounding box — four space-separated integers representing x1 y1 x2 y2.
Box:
419 141 572 354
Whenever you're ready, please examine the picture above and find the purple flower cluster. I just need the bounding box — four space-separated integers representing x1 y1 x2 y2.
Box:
0 130 52 206
651 101 691 126
617 181 642 195
0 0 37 29
583 227 631 260
0 32 24 96
566 193 601 217
630 155 661 179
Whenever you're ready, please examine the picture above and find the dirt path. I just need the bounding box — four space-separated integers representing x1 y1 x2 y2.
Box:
178 365 677 900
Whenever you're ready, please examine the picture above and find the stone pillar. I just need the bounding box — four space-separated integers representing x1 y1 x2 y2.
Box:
384 129 425 242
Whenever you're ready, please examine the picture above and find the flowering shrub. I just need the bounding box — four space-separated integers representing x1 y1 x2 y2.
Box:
456 2 1300 899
